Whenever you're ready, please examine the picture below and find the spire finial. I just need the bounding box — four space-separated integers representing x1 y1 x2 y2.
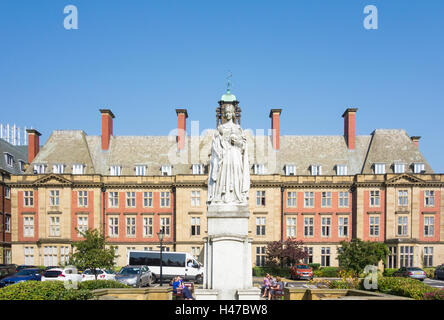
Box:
226 71 232 93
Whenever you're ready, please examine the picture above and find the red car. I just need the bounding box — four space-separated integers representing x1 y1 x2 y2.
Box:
290 264 313 280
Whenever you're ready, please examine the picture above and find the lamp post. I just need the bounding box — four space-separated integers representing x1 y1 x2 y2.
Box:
157 230 165 286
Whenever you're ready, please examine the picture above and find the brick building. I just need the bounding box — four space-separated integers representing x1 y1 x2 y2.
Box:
7 90 444 268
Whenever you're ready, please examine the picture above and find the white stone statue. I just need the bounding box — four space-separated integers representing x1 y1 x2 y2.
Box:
208 104 250 205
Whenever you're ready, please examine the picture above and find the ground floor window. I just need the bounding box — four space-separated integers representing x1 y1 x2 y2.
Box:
43 246 58 266
400 246 414 267
60 246 70 266
387 246 397 269
423 247 433 267
191 247 201 262
256 246 266 267
24 247 34 265
5 249 11 264
321 247 330 267
304 247 313 264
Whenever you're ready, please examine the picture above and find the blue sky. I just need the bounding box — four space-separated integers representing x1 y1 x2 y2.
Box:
0 0 443 171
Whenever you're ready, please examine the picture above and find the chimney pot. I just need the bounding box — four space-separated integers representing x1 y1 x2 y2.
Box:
26 129 42 163
100 109 115 150
269 108 282 150
410 136 421 149
342 108 358 150
176 109 188 151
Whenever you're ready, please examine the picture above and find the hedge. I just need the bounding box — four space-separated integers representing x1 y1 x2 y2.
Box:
252 267 291 278
79 280 130 291
375 276 441 300
383 268 398 277
313 267 340 278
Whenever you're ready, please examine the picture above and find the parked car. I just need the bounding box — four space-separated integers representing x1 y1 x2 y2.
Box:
115 265 152 288
81 268 116 281
434 265 444 280
290 264 314 280
41 267 82 283
0 268 42 288
16 265 37 272
393 267 426 281
0 264 17 280
44 266 59 271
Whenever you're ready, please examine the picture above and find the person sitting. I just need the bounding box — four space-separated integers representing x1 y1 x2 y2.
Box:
268 276 284 300
172 276 194 300
261 273 271 298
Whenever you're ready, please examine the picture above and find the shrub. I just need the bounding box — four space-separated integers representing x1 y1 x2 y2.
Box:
252 267 290 278
0 281 67 300
424 289 444 300
79 280 130 291
308 263 320 271
383 268 398 277
423 268 435 279
375 276 440 300
59 289 93 300
314 267 340 278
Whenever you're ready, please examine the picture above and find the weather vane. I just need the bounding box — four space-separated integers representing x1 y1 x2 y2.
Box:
226 71 232 92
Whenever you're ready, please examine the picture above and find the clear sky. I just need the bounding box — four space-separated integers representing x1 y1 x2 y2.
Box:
1 0 443 171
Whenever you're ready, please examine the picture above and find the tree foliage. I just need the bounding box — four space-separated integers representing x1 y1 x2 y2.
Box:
337 239 389 275
69 229 118 280
266 238 308 267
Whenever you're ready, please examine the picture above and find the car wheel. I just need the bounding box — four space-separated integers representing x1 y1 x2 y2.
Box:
195 274 203 284
152 274 157 284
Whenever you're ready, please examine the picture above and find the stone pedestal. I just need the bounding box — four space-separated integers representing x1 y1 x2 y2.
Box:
197 203 259 300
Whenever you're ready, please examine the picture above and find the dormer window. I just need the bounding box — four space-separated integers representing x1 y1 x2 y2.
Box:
4 153 13 167
413 163 425 174
110 165 121 176
18 160 26 173
373 163 386 174
253 164 265 175
33 164 45 174
394 163 405 174
311 165 322 176
52 164 65 174
192 164 204 175
336 165 348 176
72 164 85 175
135 165 147 176
161 165 172 176
285 165 296 176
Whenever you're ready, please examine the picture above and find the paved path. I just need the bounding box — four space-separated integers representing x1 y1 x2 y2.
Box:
424 278 444 289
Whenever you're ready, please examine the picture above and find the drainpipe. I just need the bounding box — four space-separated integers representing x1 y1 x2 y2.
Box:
101 186 106 236
280 187 284 242
1 172 5 264
172 186 176 251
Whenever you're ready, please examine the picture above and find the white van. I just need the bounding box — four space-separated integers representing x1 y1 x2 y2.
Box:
127 250 203 283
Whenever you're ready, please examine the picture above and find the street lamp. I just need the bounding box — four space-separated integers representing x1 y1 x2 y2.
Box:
157 229 165 286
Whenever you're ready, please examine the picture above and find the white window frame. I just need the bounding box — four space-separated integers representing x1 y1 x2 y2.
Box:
126 216 136 237
160 217 171 236
24 216 34 237
161 165 172 176
108 217 119 237
143 192 153 207
108 192 119 208
423 247 433 267
256 190 266 206
285 164 296 176
72 164 85 175
338 216 348 237
373 163 386 174
126 192 136 208
394 163 405 174
191 190 201 207
287 191 297 207
18 160 25 173
49 190 60 206
4 186 10 199
336 165 348 176
43 246 58 267
304 192 314 208
321 247 331 267
424 216 435 237
397 216 408 236
311 165 322 176
338 191 349 208
49 216 61 237
135 165 147 176
77 216 88 236
5 215 10 233
78 191 88 207
413 163 425 174
33 164 45 174
369 190 380 207
398 190 408 206
24 247 35 265
4 153 14 167
253 164 265 175
369 215 380 237
160 192 170 208
191 217 201 236
24 191 34 207
321 191 332 208
192 164 204 175
286 217 297 237
110 165 122 176
424 190 435 207
52 164 65 174
256 217 266 236
143 217 153 237
60 246 70 265
321 216 331 237
304 216 314 237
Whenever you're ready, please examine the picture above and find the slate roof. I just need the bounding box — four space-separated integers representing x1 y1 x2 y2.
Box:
0 139 28 175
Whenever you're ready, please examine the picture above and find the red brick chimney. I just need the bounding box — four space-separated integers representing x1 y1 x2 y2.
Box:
100 109 115 150
410 136 421 149
176 109 188 151
342 108 358 150
269 109 282 150
26 129 41 163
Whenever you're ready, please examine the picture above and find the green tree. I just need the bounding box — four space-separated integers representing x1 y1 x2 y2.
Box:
337 239 389 275
69 229 118 280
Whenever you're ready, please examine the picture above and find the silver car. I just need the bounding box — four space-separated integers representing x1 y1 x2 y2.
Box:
115 265 152 288
393 267 426 281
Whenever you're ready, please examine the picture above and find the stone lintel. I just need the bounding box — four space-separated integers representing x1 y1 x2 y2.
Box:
207 204 250 218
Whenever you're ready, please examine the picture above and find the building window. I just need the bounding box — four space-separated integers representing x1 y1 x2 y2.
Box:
387 247 397 269
4 186 10 199
52 164 64 174
400 246 414 267
192 164 204 175
253 164 265 175
18 160 25 173
161 165 172 176
24 191 34 207
256 246 266 267
304 192 314 208
286 217 297 237
321 192 332 208
4 153 14 167
311 165 322 176
24 247 35 265
144 247 153 251
49 190 60 206
126 216 136 237
191 217 201 236
397 216 408 236
108 192 119 208
60 246 70 265
338 216 348 237
135 165 146 176
256 191 266 206
413 163 425 174
304 217 314 237
321 247 331 267
423 247 434 267
373 163 386 174
126 192 136 208
285 165 296 176
304 247 313 264
160 217 170 236
5 250 11 264
33 164 45 174
369 190 380 207
191 191 201 207
72 164 84 174
110 165 121 176
336 165 348 176
398 190 408 206
286 192 297 207
424 216 435 237
143 192 153 207
160 192 170 207
43 246 58 266
424 191 435 207
78 191 88 207
77 216 88 236
256 217 266 236
321 217 331 237
5 215 10 233
394 163 405 174
108 217 119 237
143 217 153 237
24 216 34 237
49 216 61 236
338 192 349 208
191 247 201 261
369 216 380 237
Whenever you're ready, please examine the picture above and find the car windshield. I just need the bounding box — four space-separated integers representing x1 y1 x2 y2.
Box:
407 268 423 271
17 269 39 276
83 269 103 275
296 265 310 269
119 267 140 275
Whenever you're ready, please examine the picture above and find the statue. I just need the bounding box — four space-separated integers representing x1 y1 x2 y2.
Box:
208 104 250 205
